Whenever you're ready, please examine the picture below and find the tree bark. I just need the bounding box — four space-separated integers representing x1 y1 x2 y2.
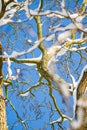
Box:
0 43 8 130
71 68 87 130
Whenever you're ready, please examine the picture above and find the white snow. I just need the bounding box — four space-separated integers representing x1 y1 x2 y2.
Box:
73 64 87 116
19 92 29 97
76 65 87 88
57 31 71 43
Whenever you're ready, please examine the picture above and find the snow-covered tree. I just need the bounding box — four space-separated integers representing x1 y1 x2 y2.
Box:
0 0 87 129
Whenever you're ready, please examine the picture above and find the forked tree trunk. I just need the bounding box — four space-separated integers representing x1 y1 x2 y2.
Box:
75 69 87 130
71 68 87 130
0 43 8 130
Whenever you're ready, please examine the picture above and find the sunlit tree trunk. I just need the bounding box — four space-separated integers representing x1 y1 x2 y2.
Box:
75 70 87 130
0 43 8 130
71 69 87 130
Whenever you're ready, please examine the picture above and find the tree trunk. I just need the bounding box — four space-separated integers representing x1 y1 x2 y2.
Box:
0 43 8 130
71 68 87 130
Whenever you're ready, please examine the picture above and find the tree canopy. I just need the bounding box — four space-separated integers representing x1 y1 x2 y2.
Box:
0 0 87 130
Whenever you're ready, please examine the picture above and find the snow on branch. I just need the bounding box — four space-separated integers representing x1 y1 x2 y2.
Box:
76 64 87 89
0 0 21 26
50 114 72 125
68 46 87 52
2 33 56 59
3 38 45 58
57 30 71 43
54 23 83 32
65 37 87 47
4 52 20 80
10 54 42 66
